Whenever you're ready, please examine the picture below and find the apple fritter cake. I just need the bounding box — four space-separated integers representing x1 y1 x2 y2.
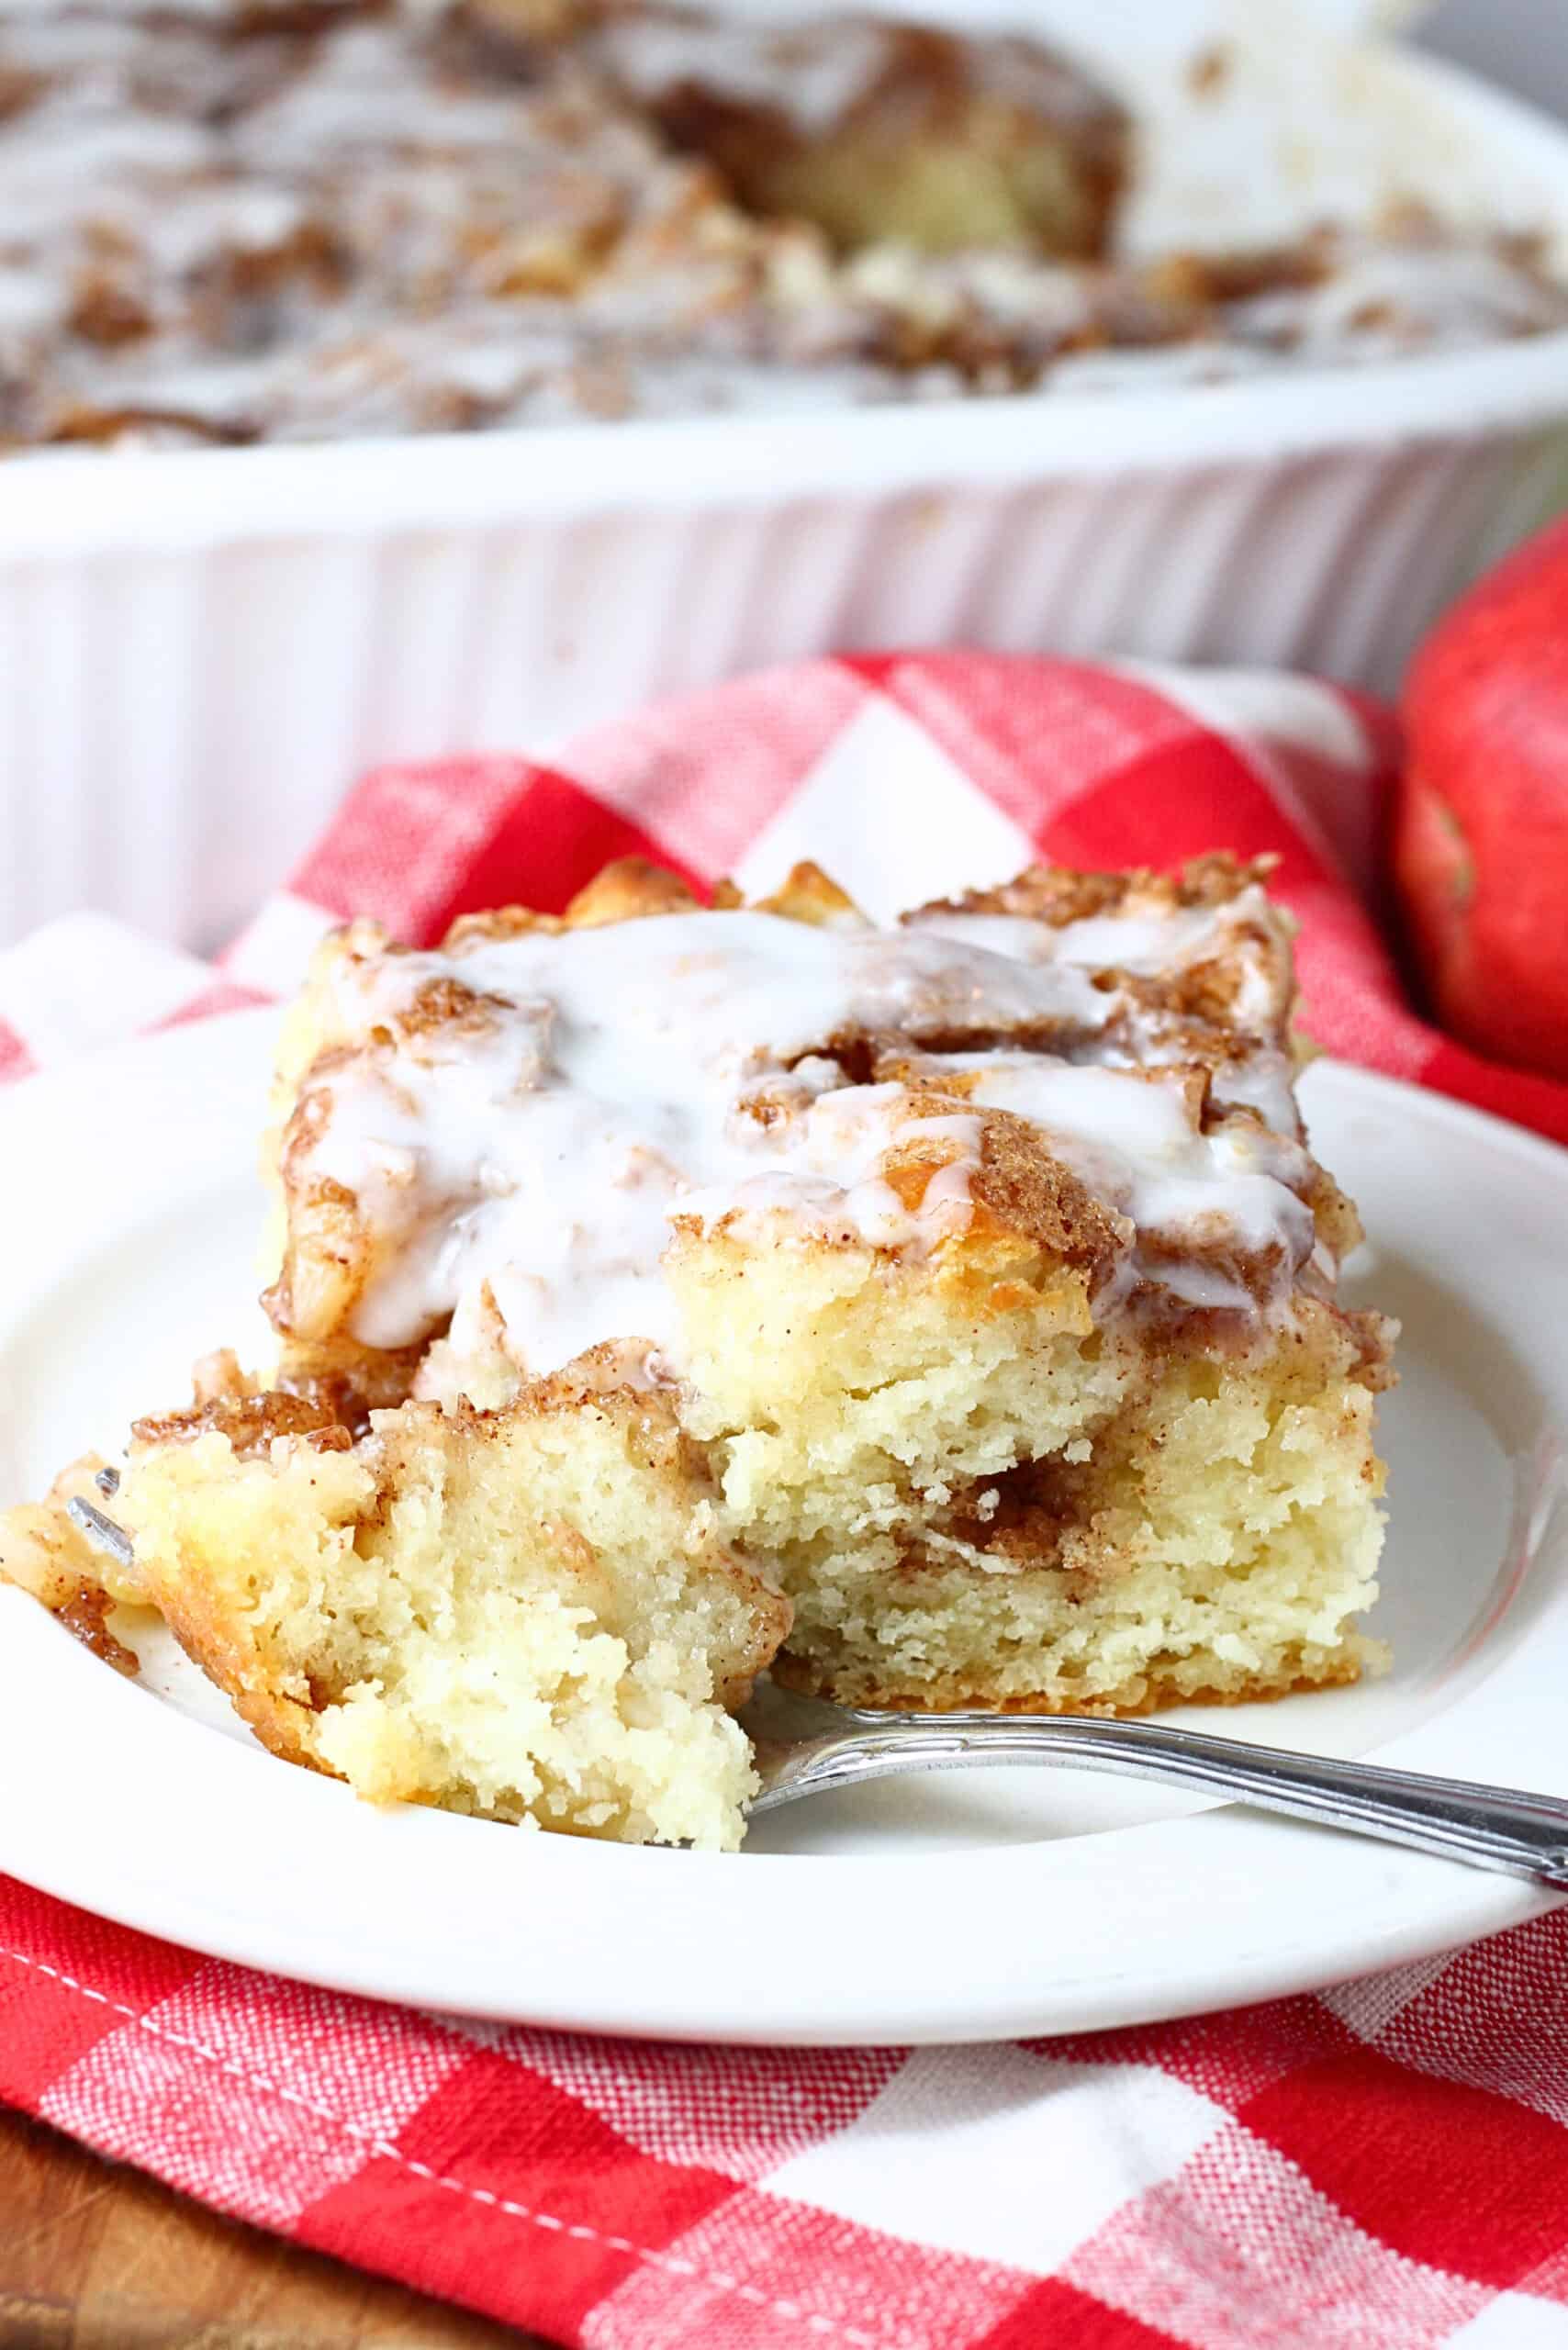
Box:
1 853 1394 1849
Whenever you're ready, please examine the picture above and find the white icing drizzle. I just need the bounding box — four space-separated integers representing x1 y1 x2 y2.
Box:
902 887 1302 1134
905 887 1279 1008
593 11 896 139
908 1050 1315 1315
283 897 1324 1380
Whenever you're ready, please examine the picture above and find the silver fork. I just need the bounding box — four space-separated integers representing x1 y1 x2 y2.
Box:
738 1681 1568 1886
67 1488 1568 1886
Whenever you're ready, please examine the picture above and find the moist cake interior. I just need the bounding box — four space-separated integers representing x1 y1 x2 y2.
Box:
0 855 1394 1851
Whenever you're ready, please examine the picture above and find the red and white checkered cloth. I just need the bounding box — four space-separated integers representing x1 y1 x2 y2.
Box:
3 651 1568 2350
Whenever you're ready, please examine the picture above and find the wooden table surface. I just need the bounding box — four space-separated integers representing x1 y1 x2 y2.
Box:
0 2107 549 2348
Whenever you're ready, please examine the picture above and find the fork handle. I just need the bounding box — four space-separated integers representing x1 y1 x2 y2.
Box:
757 1713 1568 1887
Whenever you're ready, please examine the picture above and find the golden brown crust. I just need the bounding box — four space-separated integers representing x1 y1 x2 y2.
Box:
746 862 870 929
155 1601 337 1784
564 857 703 927
131 1390 353 1459
376 1357 716 1498
55 1583 141 1678
771 1645 1371 1717
447 858 868 941
442 905 566 947
277 1341 432 1428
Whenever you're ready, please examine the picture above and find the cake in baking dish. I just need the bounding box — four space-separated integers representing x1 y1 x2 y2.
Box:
1 852 1394 1850
0 0 1562 450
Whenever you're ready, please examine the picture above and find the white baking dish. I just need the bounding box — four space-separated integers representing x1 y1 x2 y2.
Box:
2 0 1565 950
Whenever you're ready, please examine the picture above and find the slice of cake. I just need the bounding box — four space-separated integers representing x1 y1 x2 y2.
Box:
4 1357 785 1852
121 1363 786 1850
2 853 1394 1844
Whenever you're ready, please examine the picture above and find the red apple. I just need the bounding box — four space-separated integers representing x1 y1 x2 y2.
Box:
1394 514 1568 1081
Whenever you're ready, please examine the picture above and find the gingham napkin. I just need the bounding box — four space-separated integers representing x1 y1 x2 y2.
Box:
3 651 1568 2350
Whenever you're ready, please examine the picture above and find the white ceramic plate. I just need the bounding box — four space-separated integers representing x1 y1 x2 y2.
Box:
0 1010 1564 2044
